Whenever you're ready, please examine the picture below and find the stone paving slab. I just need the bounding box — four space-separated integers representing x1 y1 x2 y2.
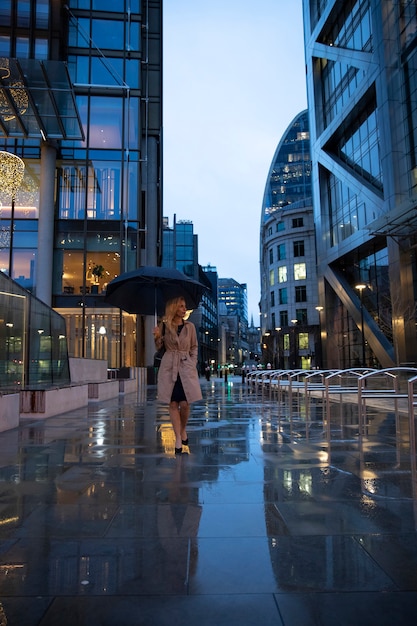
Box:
0 376 416 625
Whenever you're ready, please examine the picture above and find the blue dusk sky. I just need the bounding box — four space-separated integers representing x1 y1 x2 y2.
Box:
163 0 307 323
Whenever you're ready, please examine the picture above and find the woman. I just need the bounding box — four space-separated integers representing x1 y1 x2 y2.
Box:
153 297 202 454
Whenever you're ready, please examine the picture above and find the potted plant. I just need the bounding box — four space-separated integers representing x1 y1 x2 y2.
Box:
92 264 104 280
91 264 105 292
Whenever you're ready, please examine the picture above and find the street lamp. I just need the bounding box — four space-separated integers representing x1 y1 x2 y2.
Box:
355 284 366 367
291 319 298 369
315 306 323 368
274 327 281 369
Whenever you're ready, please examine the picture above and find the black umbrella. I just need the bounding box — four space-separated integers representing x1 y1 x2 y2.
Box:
104 266 208 316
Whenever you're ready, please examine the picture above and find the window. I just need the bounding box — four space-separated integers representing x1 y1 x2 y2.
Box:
283 333 290 349
269 269 275 286
294 263 306 280
293 240 305 257
279 288 287 304
17 0 30 27
0 36 10 55
269 248 273 264
292 217 304 228
280 311 288 327
277 243 286 260
16 37 29 57
298 332 309 350
277 221 285 232
270 290 275 307
35 38 48 59
271 312 276 328
268 226 273 236
88 97 124 149
93 0 139 9
295 286 307 302
36 0 49 28
278 266 287 283
0 2 11 26
58 160 124 220
92 19 125 51
296 309 308 324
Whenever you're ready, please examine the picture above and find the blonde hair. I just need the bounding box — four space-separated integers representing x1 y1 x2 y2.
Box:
162 297 191 335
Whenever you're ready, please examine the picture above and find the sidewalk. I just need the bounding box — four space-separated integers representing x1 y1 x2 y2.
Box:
0 376 417 625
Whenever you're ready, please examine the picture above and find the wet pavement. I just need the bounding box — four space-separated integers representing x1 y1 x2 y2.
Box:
1 375 417 625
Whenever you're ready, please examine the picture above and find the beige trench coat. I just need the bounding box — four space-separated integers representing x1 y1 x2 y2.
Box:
156 320 202 404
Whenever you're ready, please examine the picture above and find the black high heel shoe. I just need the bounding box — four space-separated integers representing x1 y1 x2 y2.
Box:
175 447 182 455
182 438 189 446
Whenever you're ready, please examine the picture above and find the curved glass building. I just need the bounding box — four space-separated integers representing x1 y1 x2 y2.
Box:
262 110 311 221
260 111 321 369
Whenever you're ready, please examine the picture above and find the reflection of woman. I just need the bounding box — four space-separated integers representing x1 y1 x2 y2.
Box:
153 297 202 454
157 457 202 590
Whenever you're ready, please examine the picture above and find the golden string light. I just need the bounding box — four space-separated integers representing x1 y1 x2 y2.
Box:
0 151 25 198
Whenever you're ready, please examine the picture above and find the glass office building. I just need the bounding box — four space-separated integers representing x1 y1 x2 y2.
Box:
303 0 417 368
218 278 249 367
259 110 320 368
0 270 70 391
0 0 162 368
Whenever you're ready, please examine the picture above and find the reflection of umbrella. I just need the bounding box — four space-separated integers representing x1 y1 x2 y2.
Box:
104 266 208 316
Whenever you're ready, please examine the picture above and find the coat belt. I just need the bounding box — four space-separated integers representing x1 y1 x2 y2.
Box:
166 349 189 382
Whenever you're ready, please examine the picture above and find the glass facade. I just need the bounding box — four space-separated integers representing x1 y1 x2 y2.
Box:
163 219 197 277
261 111 311 221
0 270 70 391
0 0 162 368
304 0 417 368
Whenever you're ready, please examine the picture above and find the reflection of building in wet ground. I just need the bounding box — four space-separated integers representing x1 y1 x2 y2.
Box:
0 377 416 624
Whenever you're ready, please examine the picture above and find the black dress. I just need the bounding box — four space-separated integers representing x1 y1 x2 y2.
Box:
171 324 187 402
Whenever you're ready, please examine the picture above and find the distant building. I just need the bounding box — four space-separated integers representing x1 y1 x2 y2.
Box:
247 316 262 364
259 111 321 368
303 0 417 368
218 278 249 367
218 278 248 322
162 216 198 279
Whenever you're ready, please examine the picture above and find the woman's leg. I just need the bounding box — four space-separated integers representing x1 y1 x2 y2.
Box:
179 401 190 442
169 401 182 449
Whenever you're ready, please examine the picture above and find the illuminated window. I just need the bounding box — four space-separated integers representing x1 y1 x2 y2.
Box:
294 263 306 280
298 332 309 350
283 333 290 349
269 269 275 286
278 266 287 283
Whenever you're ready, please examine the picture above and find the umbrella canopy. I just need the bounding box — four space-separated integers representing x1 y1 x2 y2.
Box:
104 266 208 316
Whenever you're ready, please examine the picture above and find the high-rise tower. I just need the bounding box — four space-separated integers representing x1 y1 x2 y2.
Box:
0 0 162 367
303 0 417 367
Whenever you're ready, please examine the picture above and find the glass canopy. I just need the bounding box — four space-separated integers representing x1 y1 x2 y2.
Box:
0 57 84 140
